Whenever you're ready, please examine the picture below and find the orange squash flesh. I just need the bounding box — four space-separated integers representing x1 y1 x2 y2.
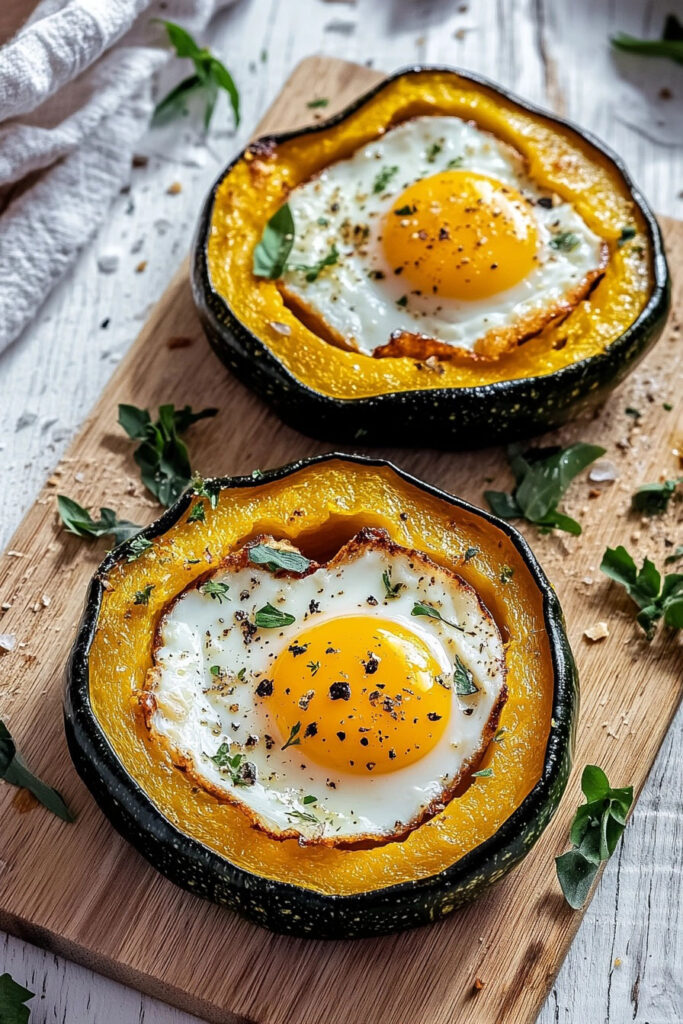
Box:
89 460 553 896
207 69 653 400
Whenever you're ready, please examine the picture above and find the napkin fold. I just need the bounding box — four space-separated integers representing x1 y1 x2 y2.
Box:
0 0 230 352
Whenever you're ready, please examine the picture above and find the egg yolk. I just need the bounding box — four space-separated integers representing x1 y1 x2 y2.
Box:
268 616 450 776
381 170 538 301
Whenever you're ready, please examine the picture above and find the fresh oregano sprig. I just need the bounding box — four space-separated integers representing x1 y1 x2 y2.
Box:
153 20 240 129
485 442 605 535
57 495 142 546
600 546 683 640
556 765 633 908
0 972 34 1024
118 402 217 507
0 720 75 822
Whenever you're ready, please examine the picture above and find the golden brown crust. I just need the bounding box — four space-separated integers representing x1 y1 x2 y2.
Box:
374 247 609 362
139 527 508 849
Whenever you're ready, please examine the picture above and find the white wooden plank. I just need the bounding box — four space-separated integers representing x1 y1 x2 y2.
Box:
1 1 681 1021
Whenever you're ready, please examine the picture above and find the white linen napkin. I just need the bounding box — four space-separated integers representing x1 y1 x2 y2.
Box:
0 0 234 352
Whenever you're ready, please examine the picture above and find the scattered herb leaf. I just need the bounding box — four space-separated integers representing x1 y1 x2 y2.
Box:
133 585 155 605
454 655 478 695
127 536 153 562
307 97 329 108
249 544 311 574
394 204 416 216
57 496 142 546
396 295 408 307
0 972 33 1024
382 569 402 599
664 545 683 565
254 603 296 629
550 232 580 252
600 545 683 639
302 794 317 805
412 602 463 631
187 501 206 523
485 442 605 535
472 768 493 778
307 660 320 676
625 406 641 419
200 579 230 603
500 566 514 584
153 20 240 129
118 402 217 506
289 244 339 282
286 808 318 824
281 721 301 750
0 720 75 822
209 744 252 786
463 546 479 562
611 14 683 65
209 665 222 677
426 142 442 162
446 155 464 169
373 165 399 193
253 203 295 279
631 477 682 515
192 474 220 508
617 225 637 247
555 764 633 908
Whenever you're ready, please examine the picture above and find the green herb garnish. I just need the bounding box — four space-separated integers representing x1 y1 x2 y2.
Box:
0 720 75 822
625 407 641 419
382 569 402 599
281 721 301 750
249 544 311 574
665 545 683 565
0 972 34 1024
550 231 580 252
631 477 682 515
118 402 217 506
286 808 318 824
500 566 514 584
611 14 683 65
302 794 317 805
153 20 240 130
396 295 408 307
307 97 329 108
555 764 633 908
133 584 155 605
394 204 416 216
187 501 206 523
426 142 442 162
373 165 399 193
254 603 296 629
209 745 252 786
307 661 320 676
57 495 142 546
200 579 230 603
192 474 221 508
485 442 605 535
472 768 493 778
412 602 463 631
600 546 683 640
253 203 295 279
446 155 464 169
290 244 339 282
126 536 153 562
453 655 478 695
617 225 637 247
463 546 479 562
209 665 222 677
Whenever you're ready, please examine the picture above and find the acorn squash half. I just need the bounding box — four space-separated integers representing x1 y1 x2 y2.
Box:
192 66 669 448
65 453 577 938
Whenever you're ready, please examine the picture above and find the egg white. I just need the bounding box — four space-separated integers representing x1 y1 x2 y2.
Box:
145 533 506 845
280 114 605 355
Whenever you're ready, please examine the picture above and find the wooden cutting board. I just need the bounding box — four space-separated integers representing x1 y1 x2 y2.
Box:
0 56 681 1024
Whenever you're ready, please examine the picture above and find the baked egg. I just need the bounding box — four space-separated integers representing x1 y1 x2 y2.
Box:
277 115 607 359
142 527 507 847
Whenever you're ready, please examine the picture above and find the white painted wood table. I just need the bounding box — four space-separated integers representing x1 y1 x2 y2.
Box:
1 1 681 1021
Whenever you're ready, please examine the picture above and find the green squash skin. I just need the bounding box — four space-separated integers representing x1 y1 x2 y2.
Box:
191 66 670 449
64 453 578 939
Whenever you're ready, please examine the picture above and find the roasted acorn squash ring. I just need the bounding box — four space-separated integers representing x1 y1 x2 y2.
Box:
65 453 578 938
193 66 669 448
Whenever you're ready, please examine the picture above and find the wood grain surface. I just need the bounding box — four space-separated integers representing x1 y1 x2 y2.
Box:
1 54 681 1024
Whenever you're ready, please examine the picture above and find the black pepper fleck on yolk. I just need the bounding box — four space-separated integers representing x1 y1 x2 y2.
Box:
269 616 451 774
